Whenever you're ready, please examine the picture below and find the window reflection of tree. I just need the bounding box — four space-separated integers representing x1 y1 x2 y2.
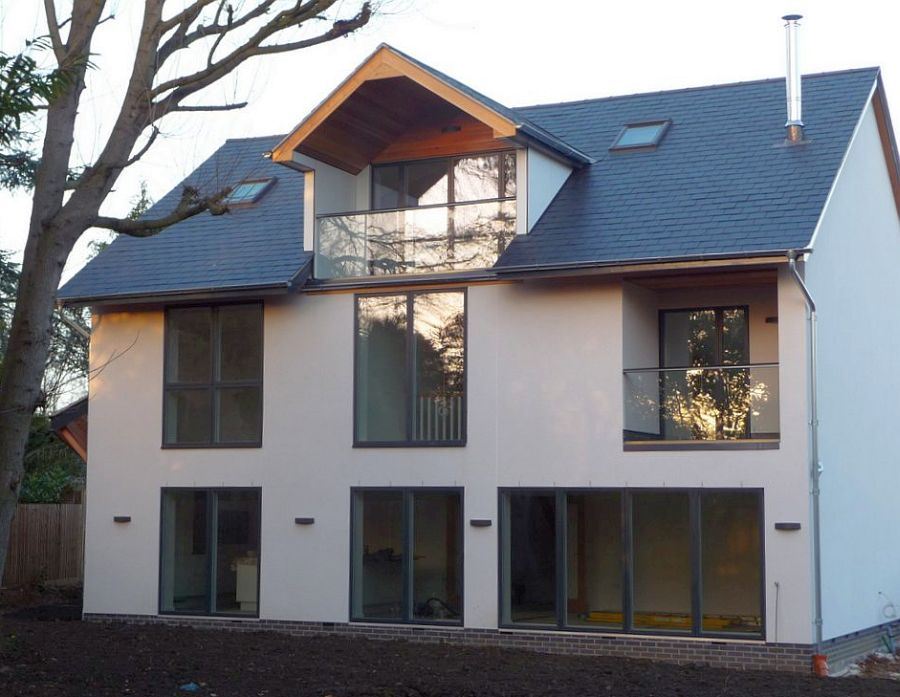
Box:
318 202 515 278
659 309 769 441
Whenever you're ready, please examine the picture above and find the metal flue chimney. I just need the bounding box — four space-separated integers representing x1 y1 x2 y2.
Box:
783 14 804 142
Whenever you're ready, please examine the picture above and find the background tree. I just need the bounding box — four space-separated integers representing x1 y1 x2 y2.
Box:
0 0 376 581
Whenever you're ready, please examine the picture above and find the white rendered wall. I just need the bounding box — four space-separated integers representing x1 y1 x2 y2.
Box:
526 149 571 232
83 272 814 643
805 100 900 641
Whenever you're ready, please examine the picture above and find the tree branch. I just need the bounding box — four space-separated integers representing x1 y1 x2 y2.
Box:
43 0 66 62
170 101 248 112
123 125 159 167
93 185 230 237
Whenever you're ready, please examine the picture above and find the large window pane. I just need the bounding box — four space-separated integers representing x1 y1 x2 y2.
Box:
412 492 461 621
216 387 262 443
373 164 403 210
164 389 212 445
453 154 500 202
212 490 260 615
355 296 408 442
502 492 557 625
701 492 762 635
631 492 692 632
406 159 448 206
413 293 465 443
352 491 405 620
662 309 717 367
160 490 209 613
218 305 263 381
166 308 212 383
566 492 623 629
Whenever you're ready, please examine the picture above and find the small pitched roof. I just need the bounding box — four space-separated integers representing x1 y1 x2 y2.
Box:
57 135 311 305
497 67 881 269
270 44 592 171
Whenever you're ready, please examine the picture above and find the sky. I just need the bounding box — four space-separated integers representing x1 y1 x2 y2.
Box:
2 0 900 282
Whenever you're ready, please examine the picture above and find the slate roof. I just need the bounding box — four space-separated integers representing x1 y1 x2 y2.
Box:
58 66 881 303
498 67 880 269
57 135 309 303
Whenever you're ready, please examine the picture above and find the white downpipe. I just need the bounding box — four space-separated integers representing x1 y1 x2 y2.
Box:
787 250 823 654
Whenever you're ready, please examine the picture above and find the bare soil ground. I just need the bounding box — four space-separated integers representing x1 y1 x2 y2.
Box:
1 587 899 697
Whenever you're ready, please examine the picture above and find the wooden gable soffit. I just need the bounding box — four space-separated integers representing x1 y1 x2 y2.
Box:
270 45 518 167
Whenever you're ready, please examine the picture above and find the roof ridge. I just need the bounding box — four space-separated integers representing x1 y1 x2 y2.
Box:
514 66 880 112
224 133 287 143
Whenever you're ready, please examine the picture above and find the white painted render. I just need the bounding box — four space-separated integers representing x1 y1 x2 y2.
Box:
805 100 900 641
525 148 571 232
83 270 815 643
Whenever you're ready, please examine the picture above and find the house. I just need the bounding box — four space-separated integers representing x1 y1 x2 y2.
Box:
58 34 900 674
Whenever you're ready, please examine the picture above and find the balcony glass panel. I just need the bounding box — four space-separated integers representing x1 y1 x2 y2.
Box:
623 365 779 442
315 200 516 279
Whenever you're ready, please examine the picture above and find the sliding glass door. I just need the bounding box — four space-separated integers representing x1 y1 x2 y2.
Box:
160 488 261 617
499 489 763 637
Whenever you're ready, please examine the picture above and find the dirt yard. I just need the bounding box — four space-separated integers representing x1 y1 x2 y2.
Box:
1 589 898 696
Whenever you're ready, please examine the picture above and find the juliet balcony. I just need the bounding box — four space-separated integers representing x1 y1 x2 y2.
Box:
621 275 781 449
315 200 517 279
623 364 780 447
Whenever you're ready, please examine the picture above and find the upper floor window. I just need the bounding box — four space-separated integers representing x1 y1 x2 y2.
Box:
371 152 516 210
354 290 465 446
163 304 263 447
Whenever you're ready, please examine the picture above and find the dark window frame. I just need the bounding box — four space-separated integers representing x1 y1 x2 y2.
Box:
349 486 465 626
609 120 672 152
157 486 262 619
497 487 765 640
659 305 751 369
369 150 517 212
353 288 467 448
162 302 264 449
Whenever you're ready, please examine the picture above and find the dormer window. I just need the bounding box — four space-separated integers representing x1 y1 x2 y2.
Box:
371 151 516 211
610 120 671 151
225 178 274 205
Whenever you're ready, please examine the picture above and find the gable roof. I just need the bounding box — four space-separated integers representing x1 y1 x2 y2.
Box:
57 65 884 305
497 67 881 270
57 135 311 305
270 44 592 171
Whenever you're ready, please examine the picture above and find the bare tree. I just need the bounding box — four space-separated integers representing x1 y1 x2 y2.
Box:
0 0 375 581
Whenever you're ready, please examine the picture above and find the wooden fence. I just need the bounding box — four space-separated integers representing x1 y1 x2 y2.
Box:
2 504 85 587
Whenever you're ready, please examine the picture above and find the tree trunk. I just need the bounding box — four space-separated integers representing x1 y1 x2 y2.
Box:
0 221 76 583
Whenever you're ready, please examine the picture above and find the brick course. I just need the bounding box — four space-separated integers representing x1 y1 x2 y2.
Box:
83 613 813 673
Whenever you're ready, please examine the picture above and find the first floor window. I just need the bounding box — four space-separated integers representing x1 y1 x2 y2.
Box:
351 489 462 624
355 290 465 445
164 304 263 447
500 488 762 637
159 488 261 616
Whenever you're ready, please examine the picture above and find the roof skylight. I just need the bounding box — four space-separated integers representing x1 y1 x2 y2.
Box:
225 178 274 205
610 120 670 151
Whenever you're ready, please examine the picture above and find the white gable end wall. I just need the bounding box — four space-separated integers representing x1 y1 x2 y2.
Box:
806 99 900 641
526 148 571 232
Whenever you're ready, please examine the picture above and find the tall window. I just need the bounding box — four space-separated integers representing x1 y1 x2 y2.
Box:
500 489 763 637
659 307 751 440
350 488 462 624
355 290 465 445
164 304 263 447
159 488 261 616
